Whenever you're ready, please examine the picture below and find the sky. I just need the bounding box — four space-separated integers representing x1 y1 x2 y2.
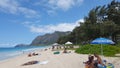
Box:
0 0 118 47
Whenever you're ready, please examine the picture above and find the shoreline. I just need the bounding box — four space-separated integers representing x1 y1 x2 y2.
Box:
0 46 49 61
0 48 120 68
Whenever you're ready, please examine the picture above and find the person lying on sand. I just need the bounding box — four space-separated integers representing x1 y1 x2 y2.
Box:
32 52 38 56
28 53 32 57
28 52 39 57
22 61 39 66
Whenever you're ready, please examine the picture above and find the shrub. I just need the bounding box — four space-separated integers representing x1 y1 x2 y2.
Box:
75 44 120 57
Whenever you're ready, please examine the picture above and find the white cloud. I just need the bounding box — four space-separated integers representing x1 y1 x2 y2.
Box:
0 0 18 14
76 18 84 23
18 7 39 18
0 0 84 17
0 0 38 18
29 23 76 33
23 18 84 33
47 10 57 16
34 0 83 15
48 0 83 11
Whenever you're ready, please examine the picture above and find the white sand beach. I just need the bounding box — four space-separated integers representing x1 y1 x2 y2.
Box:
0 49 120 68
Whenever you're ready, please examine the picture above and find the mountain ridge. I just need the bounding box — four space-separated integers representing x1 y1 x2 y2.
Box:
30 31 71 45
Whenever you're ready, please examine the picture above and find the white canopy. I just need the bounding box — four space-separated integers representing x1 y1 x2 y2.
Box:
65 41 73 45
52 43 59 46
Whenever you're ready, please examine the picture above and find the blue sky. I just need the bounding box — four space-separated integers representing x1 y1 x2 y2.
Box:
0 0 118 47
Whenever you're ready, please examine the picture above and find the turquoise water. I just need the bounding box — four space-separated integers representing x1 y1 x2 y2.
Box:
0 46 47 61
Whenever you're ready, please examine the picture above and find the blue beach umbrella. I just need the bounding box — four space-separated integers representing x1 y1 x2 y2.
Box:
91 37 115 55
91 37 115 44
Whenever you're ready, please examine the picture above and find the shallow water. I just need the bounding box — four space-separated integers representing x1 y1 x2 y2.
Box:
0 46 47 61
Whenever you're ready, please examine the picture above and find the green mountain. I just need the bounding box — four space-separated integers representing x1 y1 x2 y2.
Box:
30 31 70 45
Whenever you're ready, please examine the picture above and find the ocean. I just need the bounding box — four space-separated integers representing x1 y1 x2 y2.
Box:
0 46 48 61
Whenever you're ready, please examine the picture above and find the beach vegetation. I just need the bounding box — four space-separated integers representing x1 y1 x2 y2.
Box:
75 44 120 56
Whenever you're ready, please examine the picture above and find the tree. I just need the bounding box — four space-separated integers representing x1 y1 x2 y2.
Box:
57 0 120 44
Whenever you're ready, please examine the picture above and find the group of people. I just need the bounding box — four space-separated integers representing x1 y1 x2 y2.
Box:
28 52 39 57
84 53 106 68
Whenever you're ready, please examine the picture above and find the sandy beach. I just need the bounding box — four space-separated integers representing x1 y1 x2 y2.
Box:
0 48 120 68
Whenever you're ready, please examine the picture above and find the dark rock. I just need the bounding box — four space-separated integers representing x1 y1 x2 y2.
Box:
15 44 29 47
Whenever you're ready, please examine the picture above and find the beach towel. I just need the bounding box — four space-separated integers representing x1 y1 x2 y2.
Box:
39 60 49 65
54 51 60 54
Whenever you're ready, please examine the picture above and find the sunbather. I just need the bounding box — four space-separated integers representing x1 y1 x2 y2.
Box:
28 53 32 57
84 55 94 68
22 61 39 66
32 52 38 56
94 53 106 68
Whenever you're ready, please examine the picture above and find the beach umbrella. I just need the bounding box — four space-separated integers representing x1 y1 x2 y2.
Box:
91 37 115 55
91 37 115 44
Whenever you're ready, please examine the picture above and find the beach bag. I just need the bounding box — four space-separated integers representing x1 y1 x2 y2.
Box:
106 63 114 68
98 64 106 68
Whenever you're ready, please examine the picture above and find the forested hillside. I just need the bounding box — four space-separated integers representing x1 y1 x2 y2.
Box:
57 0 120 44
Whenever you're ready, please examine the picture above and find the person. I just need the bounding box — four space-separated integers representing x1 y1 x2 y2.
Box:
52 46 55 51
63 48 67 53
22 61 39 66
94 53 106 68
32 52 39 56
84 55 94 68
28 53 32 57
32 52 36 56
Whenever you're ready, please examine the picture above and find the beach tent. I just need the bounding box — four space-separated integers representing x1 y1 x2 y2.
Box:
65 41 73 45
52 43 59 46
91 37 115 55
